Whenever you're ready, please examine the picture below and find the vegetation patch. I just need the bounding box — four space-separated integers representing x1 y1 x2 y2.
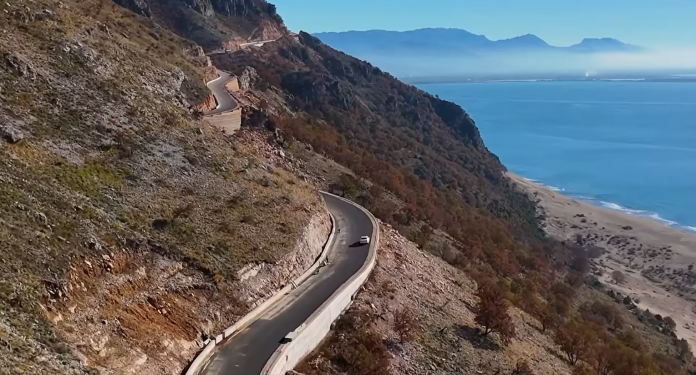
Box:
53 162 127 197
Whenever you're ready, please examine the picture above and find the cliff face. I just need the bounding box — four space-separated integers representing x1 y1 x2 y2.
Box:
111 0 286 50
112 0 151 16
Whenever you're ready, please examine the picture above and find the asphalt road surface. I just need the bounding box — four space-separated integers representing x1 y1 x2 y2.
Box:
206 71 238 115
201 192 374 375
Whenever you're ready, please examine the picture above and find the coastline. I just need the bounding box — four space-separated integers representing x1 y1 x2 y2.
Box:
521 177 696 235
508 172 696 349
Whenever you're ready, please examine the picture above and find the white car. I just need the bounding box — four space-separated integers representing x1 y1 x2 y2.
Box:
360 236 371 245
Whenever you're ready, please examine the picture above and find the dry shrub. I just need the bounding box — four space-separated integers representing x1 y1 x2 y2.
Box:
393 307 419 344
475 278 515 345
611 270 626 284
510 360 534 375
299 308 390 375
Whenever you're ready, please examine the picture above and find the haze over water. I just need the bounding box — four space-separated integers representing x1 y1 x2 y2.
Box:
419 81 696 232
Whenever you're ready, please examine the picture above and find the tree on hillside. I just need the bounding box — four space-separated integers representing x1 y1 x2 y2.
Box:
588 336 620 375
571 251 590 274
572 363 595 375
475 279 516 345
393 307 419 344
587 246 604 259
510 360 534 375
580 301 624 331
676 338 692 361
611 270 626 284
663 316 677 331
653 353 687 375
617 328 647 352
539 304 561 333
554 320 593 365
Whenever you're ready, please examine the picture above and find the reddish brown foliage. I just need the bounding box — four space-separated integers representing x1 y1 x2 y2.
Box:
510 360 534 375
475 279 515 345
554 320 593 365
214 33 546 285
298 308 390 375
393 307 419 344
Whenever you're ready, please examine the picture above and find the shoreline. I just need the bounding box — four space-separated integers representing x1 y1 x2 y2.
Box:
519 176 696 235
508 172 696 349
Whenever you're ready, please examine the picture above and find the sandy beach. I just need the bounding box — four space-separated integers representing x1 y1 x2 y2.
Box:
509 172 696 348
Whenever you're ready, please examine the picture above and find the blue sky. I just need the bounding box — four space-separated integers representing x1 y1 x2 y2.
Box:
272 0 695 48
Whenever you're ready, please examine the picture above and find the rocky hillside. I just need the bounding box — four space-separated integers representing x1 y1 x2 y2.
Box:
112 0 287 49
212 32 543 275
0 1 326 374
298 224 692 375
4 0 692 374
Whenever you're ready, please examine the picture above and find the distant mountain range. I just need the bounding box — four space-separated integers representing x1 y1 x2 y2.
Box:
313 28 642 56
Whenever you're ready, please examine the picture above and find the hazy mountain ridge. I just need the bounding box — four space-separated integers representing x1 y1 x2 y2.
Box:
313 28 642 55
311 28 648 77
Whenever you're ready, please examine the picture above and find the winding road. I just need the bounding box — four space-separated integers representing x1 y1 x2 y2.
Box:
200 192 374 375
206 71 238 115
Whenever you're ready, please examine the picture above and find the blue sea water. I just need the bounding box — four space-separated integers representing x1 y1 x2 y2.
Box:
418 81 696 232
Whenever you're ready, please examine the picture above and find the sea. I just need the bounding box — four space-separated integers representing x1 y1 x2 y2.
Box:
418 81 696 233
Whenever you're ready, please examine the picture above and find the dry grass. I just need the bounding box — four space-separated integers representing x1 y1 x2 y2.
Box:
0 0 321 374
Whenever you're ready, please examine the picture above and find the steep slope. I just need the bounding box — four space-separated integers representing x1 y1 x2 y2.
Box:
112 0 287 49
3 0 691 374
0 1 326 374
213 32 542 248
313 28 640 57
297 223 693 375
298 224 574 375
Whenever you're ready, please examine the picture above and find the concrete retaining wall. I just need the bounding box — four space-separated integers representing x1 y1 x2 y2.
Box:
260 192 380 375
184 210 336 375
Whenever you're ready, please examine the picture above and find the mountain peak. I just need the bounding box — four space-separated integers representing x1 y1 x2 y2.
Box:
495 34 550 48
570 37 641 52
313 28 639 57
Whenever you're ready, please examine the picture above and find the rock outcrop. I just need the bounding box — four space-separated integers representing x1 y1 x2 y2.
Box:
237 210 331 305
184 0 215 17
198 94 217 112
111 0 151 17
110 0 287 50
237 66 260 90
0 119 25 144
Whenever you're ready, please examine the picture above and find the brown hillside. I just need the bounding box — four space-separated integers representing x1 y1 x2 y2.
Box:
212 32 543 273
0 1 321 374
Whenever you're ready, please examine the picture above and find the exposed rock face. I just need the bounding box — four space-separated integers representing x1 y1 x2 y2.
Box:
205 0 281 21
110 0 287 50
237 66 259 90
210 0 256 17
237 210 331 304
184 0 215 17
251 17 285 41
198 94 217 112
3 51 36 79
112 0 151 17
0 121 25 144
